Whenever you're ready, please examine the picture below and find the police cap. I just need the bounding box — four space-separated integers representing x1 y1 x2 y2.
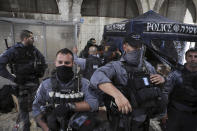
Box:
124 33 143 48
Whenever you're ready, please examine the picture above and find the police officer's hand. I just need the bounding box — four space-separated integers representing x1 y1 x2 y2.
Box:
54 103 75 117
114 93 132 114
54 104 69 117
150 74 165 85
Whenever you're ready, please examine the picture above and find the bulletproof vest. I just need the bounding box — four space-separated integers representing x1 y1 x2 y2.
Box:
105 62 165 118
48 74 84 107
12 45 36 76
11 44 46 81
81 55 102 80
124 64 165 117
170 69 197 108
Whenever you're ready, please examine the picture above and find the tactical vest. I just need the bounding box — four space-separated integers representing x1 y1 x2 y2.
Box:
126 64 166 117
48 74 84 107
11 43 45 80
81 55 102 80
170 69 197 108
105 62 165 118
11 45 35 77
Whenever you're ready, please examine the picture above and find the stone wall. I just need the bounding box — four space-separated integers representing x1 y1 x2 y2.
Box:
0 21 75 87
78 16 127 51
0 0 196 87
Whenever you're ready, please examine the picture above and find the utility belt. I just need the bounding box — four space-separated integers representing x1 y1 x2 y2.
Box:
16 74 38 80
15 82 38 97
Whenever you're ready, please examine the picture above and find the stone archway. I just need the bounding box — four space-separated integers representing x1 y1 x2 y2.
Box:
57 0 83 21
191 0 197 22
79 0 140 50
159 0 189 22
158 0 196 64
80 0 139 18
153 0 165 13
134 0 144 14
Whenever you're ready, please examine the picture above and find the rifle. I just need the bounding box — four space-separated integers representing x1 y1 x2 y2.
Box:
4 39 15 74
145 44 183 71
4 39 9 49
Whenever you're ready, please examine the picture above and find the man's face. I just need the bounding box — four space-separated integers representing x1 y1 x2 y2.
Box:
186 51 197 68
55 53 73 68
24 33 34 46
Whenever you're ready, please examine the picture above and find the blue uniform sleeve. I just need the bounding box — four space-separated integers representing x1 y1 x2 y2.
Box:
32 82 48 117
73 54 86 70
0 47 16 81
81 78 99 111
90 62 116 89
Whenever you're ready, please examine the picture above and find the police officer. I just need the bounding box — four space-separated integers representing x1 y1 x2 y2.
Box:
73 45 102 80
0 30 47 131
90 33 165 131
32 48 99 131
102 42 121 65
164 48 197 131
79 38 97 58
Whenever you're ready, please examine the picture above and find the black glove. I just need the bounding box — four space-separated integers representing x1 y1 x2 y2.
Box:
54 103 76 117
40 104 54 114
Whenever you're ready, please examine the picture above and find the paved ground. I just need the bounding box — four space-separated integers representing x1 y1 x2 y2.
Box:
0 109 162 131
0 110 42 131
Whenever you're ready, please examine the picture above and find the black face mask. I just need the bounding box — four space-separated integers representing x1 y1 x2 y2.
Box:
123 50 141 66
56 65 74 83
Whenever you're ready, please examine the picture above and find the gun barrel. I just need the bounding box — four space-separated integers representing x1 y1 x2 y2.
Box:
4 39 9 49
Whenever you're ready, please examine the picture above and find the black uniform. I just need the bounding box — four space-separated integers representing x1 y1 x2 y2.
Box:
0 42 47 131
74 54 103 80
81 55 102 80
164 66 197 131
